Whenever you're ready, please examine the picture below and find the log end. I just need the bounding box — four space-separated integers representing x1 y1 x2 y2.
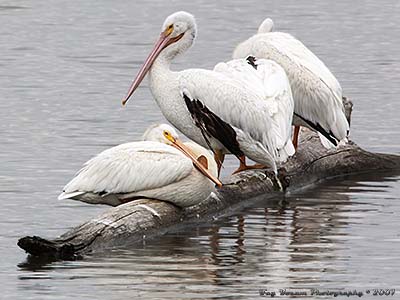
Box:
17 236 80 260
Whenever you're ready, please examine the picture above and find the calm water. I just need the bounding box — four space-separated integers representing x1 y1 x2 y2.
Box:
1 0 400 299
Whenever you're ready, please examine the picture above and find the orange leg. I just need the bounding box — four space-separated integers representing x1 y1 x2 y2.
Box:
292 125 300 150
214 150 225 177
232 156 268 174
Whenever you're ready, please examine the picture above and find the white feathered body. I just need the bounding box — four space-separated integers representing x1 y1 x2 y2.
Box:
59 141 217 207
233 31 349 147
214 58 294 163
149 57 294 172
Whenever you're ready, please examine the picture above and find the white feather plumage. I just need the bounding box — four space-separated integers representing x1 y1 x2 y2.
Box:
233 19 349 147
59 125 218 207
61 142 192 195
137 13 295 175
213 58 295 163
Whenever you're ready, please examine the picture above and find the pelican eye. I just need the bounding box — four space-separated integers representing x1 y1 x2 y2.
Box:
163 130 176 143
163 130 175 142
165 24 174 35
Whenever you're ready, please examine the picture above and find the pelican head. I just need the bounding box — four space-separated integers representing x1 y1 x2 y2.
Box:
142 123 180 143
258 18 274 33
122 11 197 105
161 11 197 59
143 124 222 187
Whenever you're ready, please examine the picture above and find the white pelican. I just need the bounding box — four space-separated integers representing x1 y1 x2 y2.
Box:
122 11 294 176
58 124 221 208
233 18 350 149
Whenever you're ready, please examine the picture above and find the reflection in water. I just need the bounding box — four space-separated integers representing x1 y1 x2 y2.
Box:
17 172 400 299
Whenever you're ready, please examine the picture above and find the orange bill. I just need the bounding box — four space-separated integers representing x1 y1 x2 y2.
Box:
171 139 222 187
122 29 184 105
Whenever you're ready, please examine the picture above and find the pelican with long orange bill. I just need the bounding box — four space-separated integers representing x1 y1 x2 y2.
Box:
58 124 221 208
122 26 184 105
122 11 295 180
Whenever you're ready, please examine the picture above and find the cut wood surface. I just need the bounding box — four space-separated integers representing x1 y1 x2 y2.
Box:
17 99 400 260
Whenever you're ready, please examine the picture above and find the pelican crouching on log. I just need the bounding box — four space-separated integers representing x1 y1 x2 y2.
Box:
58 124 221 208
122 11 295 176
233 18 349 149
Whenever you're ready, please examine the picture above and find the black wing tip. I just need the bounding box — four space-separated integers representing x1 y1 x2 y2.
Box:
182 94 244 158
294 113 338 146
246 55 258 69
182 93 192 109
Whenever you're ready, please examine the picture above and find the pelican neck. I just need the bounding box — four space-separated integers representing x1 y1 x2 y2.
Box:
150 53 173 77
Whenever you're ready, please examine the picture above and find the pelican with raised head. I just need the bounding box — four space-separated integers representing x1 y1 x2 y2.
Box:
122 11 294 177
58 124 221 208
233 18 349 149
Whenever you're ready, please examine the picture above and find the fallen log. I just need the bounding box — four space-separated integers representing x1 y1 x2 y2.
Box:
18 99 400 260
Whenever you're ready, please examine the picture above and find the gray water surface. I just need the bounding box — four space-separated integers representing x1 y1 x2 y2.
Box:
1 0 400 299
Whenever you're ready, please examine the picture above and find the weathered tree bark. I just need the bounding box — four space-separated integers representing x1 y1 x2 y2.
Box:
18 99 400 260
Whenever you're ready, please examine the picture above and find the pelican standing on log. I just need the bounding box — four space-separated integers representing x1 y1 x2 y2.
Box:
233 18 349 149
122 11 294 176
58 124 221 207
